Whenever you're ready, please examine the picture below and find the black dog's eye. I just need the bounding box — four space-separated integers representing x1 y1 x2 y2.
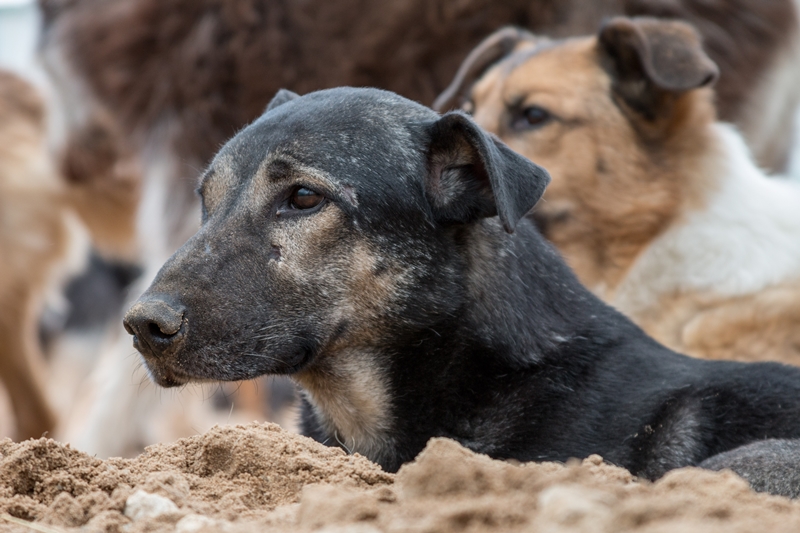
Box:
511 105 552 131
289 187 324 210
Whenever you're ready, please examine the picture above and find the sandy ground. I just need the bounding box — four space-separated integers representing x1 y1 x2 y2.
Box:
1 423 799 533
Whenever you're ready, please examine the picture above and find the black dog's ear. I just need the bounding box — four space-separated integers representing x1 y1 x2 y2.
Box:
598 17 718 120
265 89 300 113
433 27 539 113
426 112 550 234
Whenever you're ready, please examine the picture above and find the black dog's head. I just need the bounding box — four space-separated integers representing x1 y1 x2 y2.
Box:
123 87 550 388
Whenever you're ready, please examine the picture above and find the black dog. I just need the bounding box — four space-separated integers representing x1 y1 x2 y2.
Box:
124 87 800 487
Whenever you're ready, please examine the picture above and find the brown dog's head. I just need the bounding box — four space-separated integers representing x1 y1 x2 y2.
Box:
436 17 719 289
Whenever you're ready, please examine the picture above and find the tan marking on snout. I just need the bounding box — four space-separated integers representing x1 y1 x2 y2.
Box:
239 155 400 461
342 244 402 319
199 151 238 215
292 242 406 463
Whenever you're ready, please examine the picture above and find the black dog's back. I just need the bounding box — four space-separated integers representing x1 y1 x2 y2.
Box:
564 339 800 479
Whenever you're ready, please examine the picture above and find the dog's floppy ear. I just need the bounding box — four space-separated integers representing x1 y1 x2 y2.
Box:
598 17 718 120
433 27 538 113
426 111 550 234
265 89 300 113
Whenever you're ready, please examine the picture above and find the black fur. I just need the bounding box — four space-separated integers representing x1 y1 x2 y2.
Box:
124 88 800 489
701 439 800 498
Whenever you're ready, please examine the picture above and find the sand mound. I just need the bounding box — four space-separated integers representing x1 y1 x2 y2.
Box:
1 424 799 532
0 423 391 532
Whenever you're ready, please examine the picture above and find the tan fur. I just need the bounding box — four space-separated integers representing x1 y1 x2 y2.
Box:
634 285 800 363
288 236 399 461
204 155 402 460
42 40 142 260
465 34 800 364
294 351 394 461
60 108 141 259
0 71 73 439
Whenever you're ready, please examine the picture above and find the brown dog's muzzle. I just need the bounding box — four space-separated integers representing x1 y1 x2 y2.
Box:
123 296 187 362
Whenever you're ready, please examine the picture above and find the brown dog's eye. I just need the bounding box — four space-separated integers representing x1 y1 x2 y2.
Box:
290 187 324 210
511 105 552 131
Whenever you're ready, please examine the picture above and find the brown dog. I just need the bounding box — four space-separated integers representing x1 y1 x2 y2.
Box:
0 71 78 440
436 17 800 364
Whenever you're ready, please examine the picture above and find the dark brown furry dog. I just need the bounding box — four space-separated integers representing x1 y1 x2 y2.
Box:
41 0 800 219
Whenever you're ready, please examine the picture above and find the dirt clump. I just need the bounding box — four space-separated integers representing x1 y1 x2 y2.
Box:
1 426 800 532
279 439 800 533
0 422 391 532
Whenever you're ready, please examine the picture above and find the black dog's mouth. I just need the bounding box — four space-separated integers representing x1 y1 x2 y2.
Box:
134 342 198 388
137 343 316 388
142 361 193 388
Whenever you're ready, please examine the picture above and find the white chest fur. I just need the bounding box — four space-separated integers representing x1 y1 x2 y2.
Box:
614 123 800 316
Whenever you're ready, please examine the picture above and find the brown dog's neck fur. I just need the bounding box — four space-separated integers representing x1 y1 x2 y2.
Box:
584 88 718 297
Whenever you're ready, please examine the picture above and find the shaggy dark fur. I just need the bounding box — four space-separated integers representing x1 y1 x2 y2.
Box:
125 88 800 496
624 0 796 126
40 0 796 181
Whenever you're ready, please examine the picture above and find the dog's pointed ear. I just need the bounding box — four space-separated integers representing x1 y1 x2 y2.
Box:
265 89 300 113
598 17 718 120
426 112 550 234
433 27 539 113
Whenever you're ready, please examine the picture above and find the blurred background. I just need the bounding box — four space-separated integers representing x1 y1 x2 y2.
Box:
0 0 38 78
1 0 799 458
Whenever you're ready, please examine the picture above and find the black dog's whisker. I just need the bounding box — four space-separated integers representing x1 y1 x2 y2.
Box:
244 352 283 363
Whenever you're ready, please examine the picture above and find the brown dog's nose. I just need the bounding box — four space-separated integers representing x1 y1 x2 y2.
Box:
123 297 186 356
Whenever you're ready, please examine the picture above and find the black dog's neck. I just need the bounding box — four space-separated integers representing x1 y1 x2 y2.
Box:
453 219 620 363
356 219 629 470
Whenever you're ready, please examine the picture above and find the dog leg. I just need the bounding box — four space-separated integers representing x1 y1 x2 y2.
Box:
700 439 800 498
0 286 56 440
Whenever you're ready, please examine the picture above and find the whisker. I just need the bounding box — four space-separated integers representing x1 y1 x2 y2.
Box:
243 352 283 363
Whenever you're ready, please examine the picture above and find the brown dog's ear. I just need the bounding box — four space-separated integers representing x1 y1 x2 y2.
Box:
426 112 550 234
433 27 538 113
265 89 300 113
598 17 718 120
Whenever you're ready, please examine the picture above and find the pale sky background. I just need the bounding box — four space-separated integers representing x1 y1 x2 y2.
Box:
0 0 41 80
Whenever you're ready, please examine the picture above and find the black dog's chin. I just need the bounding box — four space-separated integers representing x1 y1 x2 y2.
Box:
143 362 191 388
236 346 316 378
140 345 315 387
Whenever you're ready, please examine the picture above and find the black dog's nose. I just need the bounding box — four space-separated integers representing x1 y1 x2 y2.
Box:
123 297 186 356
